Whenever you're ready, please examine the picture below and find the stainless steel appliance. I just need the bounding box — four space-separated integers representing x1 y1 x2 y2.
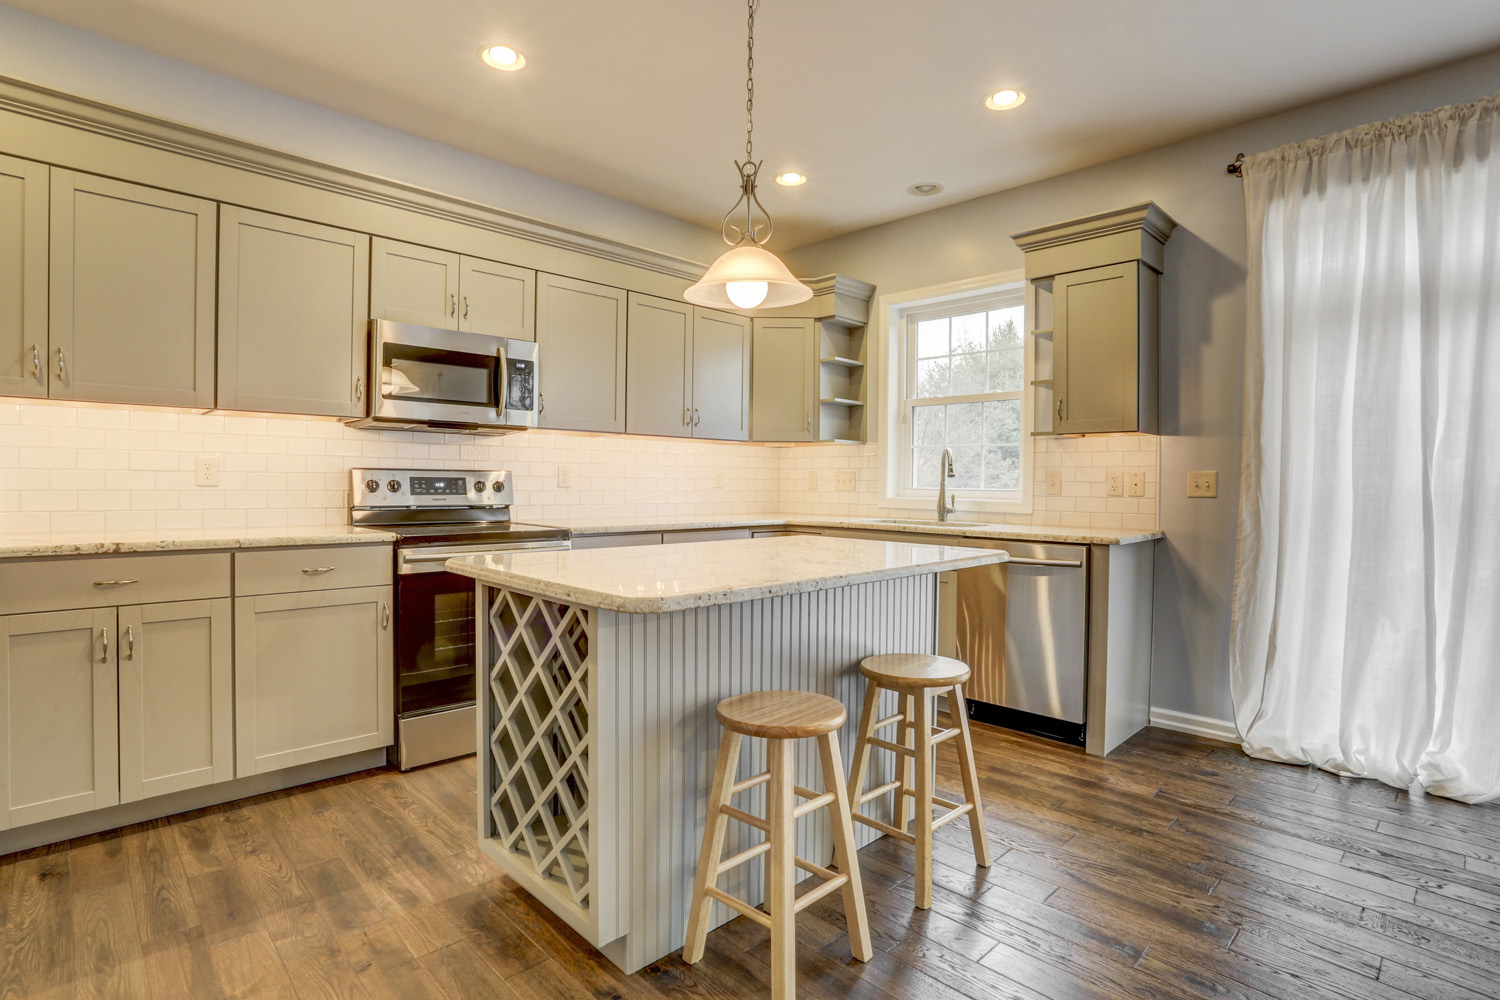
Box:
347 320 539 433
350 467 570 769
950 539 1089 745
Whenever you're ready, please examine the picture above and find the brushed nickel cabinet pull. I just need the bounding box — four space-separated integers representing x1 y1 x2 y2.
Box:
126 625 135 660
301 566 336 575
462 295 470 319
101 626 108 662
355 376 364 402
1056 398 1064 420
56 346 66 381
449 292 457 317
94 578 140 587
382 602 391 630
30 344 40 381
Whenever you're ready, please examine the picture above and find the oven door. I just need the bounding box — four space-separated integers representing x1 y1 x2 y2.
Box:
368 320 538 429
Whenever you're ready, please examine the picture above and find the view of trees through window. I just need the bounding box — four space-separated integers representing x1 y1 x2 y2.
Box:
909 305 1025 491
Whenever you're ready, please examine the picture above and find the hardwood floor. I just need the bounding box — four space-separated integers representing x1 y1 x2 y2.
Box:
3 724 1498 1000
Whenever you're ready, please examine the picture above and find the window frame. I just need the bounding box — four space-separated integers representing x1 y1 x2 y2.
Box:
876 271 1033 514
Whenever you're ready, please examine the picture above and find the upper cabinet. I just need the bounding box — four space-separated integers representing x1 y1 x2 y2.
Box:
751 317 817 442
371 237 536 341
625 294 750 441
50 171 217 408
537 273 627 433
0 155 47 400
217 207 371 418
1012 203 1176 436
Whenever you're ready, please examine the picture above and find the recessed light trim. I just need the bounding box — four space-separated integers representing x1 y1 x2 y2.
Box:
907 182 944 196
480 44 526 71
774 171 807 186
984 88 1026 111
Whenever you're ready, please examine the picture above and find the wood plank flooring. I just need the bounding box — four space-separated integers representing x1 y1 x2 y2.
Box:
3 724 1498 999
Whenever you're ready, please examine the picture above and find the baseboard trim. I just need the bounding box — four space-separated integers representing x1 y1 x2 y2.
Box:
1149 707 1239 744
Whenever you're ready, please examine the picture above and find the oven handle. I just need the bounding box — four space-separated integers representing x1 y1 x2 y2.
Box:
397 540 572 574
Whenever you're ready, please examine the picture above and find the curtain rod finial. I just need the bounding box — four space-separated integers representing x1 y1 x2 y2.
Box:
1227 153 1246 178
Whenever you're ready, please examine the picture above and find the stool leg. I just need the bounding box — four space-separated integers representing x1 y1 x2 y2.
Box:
819 731 873 963
948 683 992 867
766 737 797 1000
684 729 741 964
893 692 915 836
912 689 935 909
845 680 881 819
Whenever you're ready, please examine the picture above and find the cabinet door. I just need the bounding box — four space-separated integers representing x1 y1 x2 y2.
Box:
117 599 233 803
536 273 628 433
370 238 460 329
50 171 216 407
460 256 535 340
234 585 393 776
218 207 371 417
624 293 692 438
751 317 817 441
692 307 751 441
0 155 47 399
1054 262 1139 434
0 608 118 829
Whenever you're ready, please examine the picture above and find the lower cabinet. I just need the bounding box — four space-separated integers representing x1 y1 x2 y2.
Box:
234 585 393 776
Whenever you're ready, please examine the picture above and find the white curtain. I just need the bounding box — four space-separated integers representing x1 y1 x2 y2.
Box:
1233 92 1500 804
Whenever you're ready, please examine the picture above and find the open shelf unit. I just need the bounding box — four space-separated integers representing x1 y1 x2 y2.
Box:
816 309 869 443
1030 278 1057 435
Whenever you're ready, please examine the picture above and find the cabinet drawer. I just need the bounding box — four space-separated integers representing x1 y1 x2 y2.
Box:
234 545 392 596
0 553 231 615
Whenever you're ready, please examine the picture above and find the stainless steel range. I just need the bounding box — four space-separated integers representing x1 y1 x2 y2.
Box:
350 468 570 769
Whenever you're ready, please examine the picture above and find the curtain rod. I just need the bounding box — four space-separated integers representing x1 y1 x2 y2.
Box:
1227 153 1245 178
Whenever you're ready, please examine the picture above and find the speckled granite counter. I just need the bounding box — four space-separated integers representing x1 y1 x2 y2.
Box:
0 524 397 559
530 513 1162 547
446 534 1007 613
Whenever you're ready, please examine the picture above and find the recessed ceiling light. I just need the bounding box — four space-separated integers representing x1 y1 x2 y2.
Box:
907 182 944 196
774 172 807 186
984 88 1026 111
480 44 526 71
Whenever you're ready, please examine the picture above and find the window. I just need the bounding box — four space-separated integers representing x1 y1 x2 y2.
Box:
880 277 1031 511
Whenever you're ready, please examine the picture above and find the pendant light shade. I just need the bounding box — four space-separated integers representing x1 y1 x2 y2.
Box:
684 244 813 310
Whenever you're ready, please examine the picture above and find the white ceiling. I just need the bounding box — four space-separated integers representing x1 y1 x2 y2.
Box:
11 0 1500 247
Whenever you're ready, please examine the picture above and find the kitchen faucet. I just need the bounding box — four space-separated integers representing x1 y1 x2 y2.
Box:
938 447 957 522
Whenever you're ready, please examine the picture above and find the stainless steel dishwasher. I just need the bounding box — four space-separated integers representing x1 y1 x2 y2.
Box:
944 539 1089 745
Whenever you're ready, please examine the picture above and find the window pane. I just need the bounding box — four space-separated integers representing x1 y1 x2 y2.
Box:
947 402 982 443
987 347 1024 392
950 351 986 395
988 307 1024 350
983 444 1021 491
912 404 945 446
949 446 982 489
915 358 951 398
951 312 987 353
911 447 942 489
916 318 949 358
984 399 1021 443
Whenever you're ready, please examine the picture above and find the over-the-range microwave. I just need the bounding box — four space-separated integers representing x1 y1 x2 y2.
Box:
346 320 539 434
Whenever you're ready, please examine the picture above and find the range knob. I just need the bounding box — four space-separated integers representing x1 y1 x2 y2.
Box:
474 480 486 493
491 480 505 495
364 479 379 493
386 479 402 493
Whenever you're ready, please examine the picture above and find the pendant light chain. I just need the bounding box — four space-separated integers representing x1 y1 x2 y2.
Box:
745 0 757 161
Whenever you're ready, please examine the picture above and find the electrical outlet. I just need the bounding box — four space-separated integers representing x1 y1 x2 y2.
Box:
194 454 219 487
834 470 856 491
713 468 726 490
1127 471 1145 498
1187 471 1218 498
1045 469 1063 495
556 465 572 490
1106 470 1124 497
807 470 819 491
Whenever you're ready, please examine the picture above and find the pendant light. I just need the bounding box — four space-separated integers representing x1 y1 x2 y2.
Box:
684 0 812 311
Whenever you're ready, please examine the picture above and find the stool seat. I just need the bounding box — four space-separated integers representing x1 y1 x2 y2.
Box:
716 690 847 739
859 653 971 689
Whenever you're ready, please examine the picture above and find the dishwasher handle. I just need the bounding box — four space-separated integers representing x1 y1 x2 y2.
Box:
1003 556 1084 568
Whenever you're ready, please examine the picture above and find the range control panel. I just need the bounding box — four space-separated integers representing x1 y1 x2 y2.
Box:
351 468 515 508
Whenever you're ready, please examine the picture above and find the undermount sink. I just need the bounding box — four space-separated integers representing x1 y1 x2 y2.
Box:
855 518 988 529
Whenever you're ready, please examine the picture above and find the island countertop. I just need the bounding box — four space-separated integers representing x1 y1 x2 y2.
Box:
446 534 1008 613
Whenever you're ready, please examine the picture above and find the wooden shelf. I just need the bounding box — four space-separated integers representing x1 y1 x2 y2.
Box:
1031 327 1053 337
819 355 864 370
819 397 865 408
1031 378 1054 386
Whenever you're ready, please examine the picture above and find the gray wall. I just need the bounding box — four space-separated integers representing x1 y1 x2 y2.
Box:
790 50 1500 724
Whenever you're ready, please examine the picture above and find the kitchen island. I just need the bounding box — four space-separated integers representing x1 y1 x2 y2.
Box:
446 535 1008 974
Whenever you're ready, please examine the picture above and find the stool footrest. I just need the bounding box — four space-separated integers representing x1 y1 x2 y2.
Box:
705 887 772 929
792 790 835 819
716 840 770 876
856 779 902 805
932 802 975 830
873 713 906 731
932 726 960 745
793 873 850 914
868 737 915 757
852 812 916 843
721 804 769 833
730 772 770 795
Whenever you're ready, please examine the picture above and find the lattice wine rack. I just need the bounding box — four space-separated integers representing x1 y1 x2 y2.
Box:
483 590 593 913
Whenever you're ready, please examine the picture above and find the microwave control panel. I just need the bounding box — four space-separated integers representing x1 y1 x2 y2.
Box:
504 357 536 412
351 468 514 508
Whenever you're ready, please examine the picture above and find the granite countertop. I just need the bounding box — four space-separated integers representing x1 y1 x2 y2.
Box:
446 534 1009 613
0 525 399 559
530 514 1163 547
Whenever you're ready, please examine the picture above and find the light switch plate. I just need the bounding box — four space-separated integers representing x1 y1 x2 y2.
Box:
807 470 819 491
1106 470 1124 497
1188 471 1218 498
1045 469 1063 495
194 454 219 487
834 470 856 491
556 465 572 490
1127 471 1145 498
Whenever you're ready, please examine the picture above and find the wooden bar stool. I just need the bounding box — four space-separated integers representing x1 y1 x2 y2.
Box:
684 690 873 999
847 654 991 909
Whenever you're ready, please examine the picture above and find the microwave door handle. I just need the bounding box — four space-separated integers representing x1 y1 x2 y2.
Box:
495 344 509 416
